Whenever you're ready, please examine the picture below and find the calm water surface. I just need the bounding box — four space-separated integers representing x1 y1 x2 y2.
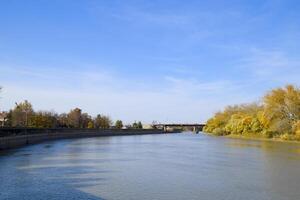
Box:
1 133 300 200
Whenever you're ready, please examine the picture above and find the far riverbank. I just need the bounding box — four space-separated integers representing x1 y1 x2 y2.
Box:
0 128 176 150
204 133 300 144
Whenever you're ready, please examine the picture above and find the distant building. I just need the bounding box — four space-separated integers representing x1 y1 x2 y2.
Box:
0 112 8 127
123 125 131 129
143 124 153 129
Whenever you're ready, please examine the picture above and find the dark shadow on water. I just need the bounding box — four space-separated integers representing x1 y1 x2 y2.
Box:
44 144 53 148
0 161 111 200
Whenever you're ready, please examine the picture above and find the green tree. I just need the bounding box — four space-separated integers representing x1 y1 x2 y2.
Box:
30 111 58 128
132 121 138 129
12 100 34 127
137 121 143 129
94 114 112 129
132 121 143 129
81 113 92 128
58 113 68 127
4 110 13 127
115 120 123 129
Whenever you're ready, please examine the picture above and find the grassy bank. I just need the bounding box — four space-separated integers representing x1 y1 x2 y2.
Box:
205 132 300 144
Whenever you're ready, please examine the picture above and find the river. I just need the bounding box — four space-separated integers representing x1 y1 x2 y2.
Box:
1 133 300 200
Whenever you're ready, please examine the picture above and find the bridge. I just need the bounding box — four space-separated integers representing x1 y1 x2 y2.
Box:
153 124 205 133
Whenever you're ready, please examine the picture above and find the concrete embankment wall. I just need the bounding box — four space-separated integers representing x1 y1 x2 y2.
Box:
0 128 167 150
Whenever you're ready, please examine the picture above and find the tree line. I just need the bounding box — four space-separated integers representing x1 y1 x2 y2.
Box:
0 89 144 129
204 85 300 141
3 100 116 128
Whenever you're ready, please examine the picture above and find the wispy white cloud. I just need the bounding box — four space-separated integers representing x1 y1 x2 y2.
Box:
2 48 297 124
164 76 235 94
4 47 297 124
239 48 300 84
0 64 255 124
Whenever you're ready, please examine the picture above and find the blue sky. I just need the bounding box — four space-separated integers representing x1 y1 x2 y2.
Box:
0 0 300 123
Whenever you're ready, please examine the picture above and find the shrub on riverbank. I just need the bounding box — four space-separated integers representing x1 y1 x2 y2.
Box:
204 85 300 141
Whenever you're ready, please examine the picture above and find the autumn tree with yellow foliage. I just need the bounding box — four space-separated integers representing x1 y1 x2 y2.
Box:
204 85 300 141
